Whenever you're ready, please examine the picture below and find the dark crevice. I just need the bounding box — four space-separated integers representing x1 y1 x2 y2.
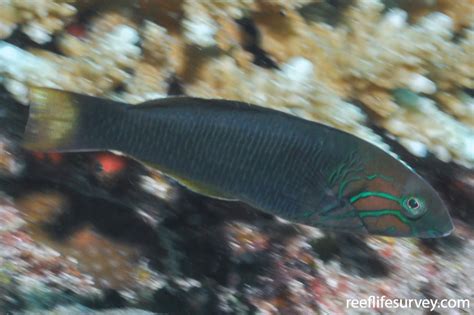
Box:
112 83 128 94
4 28 64 55
463 88 474 98
236 17 280 70
419 234 465 254
311 233 389 277
82 289 127 310
167 75 186 96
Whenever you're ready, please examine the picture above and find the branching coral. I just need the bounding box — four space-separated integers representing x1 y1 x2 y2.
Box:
0 0 472 168
245 0 473 165
174 0 474 166
1 1 473 309
0 0 77 43
187 0 314 20
0 11 141 102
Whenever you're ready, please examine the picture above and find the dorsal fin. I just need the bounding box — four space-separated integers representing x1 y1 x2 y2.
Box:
132 96 196 109
129 96 281 114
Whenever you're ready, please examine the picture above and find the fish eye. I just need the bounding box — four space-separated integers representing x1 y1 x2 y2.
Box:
407 198 419 209
402 196 426 219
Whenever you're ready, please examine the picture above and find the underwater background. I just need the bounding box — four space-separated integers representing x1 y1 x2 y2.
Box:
0 0 473 314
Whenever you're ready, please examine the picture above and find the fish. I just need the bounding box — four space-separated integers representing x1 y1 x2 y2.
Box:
22 87 454 238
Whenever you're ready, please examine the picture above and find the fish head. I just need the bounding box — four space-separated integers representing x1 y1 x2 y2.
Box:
347 153 454 238
392 171 453 238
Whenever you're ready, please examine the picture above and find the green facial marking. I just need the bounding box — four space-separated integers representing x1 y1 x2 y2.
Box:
349 191 400 204
305 173 396 220
338 176 363 199
328 163 347 186
349 191 428 220
358 209 411 225
337 167 364 189
313 152 427 236
357 209 417 234
328 150 363 187
366 174 393 181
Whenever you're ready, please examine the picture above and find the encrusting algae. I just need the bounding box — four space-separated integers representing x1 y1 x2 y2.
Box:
15 192 142 290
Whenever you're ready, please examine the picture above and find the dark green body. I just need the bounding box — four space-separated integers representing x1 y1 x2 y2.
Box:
23 90 454 237
83 98 385 233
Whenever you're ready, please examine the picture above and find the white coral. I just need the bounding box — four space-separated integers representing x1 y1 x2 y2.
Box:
183 12 218 47
0 0 77 42
0 41 59 102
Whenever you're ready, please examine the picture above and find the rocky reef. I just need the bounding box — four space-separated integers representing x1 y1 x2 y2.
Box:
0 1 473 314
1 0 473 166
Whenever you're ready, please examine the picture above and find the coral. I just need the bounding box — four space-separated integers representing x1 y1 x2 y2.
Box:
385 0 474 30
184 54 390 151
164 0 474 166
59 228 142 290
0 201 24 232
182 2 219 48
0 11 141 102
120 62 168 104
0 197 98 307
0 0 77 43
0 1 474 312
226 222 270 256
383 97 474 165
248 1 474 166
14 192 142 289
1 0 472 166
185 0 313 20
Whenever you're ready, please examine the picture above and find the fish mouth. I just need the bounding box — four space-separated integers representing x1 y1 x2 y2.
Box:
417 223 455 238
416 210 454 238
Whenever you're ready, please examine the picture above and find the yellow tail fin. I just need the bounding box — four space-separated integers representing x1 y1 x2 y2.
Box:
22 87 79 151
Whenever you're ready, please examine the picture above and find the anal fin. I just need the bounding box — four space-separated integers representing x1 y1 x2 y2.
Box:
143 162 238 201
174 177 238 201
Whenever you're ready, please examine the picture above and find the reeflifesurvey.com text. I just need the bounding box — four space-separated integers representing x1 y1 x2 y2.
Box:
346 295 471 312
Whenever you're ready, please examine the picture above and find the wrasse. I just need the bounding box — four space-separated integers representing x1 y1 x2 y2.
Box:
22 88 453 238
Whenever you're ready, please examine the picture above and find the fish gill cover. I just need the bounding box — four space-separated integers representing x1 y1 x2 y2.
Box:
0 0 473 314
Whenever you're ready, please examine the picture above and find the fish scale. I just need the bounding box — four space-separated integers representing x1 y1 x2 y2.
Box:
21 88 454 237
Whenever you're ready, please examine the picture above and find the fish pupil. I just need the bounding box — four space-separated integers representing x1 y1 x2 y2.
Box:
407 198 419 209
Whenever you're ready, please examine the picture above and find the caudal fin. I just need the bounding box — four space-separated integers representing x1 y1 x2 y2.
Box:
23 87 125 152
